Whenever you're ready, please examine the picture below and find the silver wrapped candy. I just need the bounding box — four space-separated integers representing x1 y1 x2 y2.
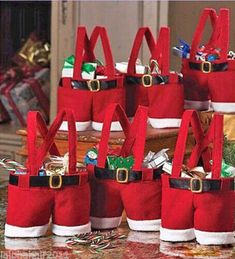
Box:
143 148 169 169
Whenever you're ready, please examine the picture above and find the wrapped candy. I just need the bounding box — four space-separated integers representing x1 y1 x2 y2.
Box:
143 149 169 169
227 50 235 60
81 63 97 79
62 55 75 77
221 160 235 178
84 147 98 166
163 162 210 178
115 62 146 74
43 153 85 176
106 156 134 170
172 39 190 59
62 55 97 80
84 145 121 166
0 154 85 176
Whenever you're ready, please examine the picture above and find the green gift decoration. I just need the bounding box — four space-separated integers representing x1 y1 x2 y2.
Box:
106 156 134 170
221 160 235 178
62 55 97 79
82 63 96 74
63 55 75 68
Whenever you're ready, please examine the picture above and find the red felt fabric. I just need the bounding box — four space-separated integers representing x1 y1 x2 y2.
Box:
88 103 161 228
161 110 235 237
182 8 232 109
6 109 90 232
208 70 235 103
57 26 125 125
148 82 184 119
125 27 184 122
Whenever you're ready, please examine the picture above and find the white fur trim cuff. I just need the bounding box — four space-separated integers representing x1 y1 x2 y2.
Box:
92 121 122 131
127 218 161 231
195 229 235 245
211 102 235 113
52 222 91 236
184 100 209 110
90 216 122 229
160 227 195 242
59 121 91 131
149 118 181 129
5 223 48 238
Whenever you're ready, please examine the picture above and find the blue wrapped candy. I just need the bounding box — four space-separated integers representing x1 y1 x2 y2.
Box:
172 39 190 59
84 147 98 166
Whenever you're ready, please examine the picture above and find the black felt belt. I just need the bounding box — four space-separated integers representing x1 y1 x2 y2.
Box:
94 166 163 183
9 174 83 188
188 62 228 73
71 79 117 90
169 178 234 193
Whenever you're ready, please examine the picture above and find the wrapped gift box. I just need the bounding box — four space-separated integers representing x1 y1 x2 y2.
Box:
0 68 50 126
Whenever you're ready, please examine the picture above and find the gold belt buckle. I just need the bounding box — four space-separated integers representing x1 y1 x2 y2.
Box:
116 168 128 183
189 178 203 193
49 174 62 189
141 74 153 87
87 79 100 92
201 61 212 73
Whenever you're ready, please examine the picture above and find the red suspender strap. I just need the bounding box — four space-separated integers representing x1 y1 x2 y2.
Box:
151 27 170 75
213 9 229 60
128 106 148 170
73 26 115 80
172 110 223 179
190 8 229 62
127 27 156 74
190 8 217 60
172 110 207 177
97 103 148 171
73 26 95 80
211 114 223 179
186 114 223 179
27 109 77 176
97 103 130 168
89 26 115 78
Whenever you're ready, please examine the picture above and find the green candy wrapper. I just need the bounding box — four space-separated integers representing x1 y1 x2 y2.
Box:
63 55 75 68
221 160 235 178
106 156 134 170
62 55 99 79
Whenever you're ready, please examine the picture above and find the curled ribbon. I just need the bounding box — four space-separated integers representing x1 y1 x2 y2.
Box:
18 38 50 67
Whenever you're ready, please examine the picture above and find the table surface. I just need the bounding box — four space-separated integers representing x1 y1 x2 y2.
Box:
16 126 184 145
0 173 234 259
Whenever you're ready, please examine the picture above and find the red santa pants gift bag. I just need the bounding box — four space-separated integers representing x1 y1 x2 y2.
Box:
87 103 162 231
124 27 156 117
182 8 229 111
160 110 235 245
147 27 184 128
5 109 91 237
58 26 124 131
208 9 235 113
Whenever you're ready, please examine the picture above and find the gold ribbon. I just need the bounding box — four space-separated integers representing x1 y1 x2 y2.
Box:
18 38 50 66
